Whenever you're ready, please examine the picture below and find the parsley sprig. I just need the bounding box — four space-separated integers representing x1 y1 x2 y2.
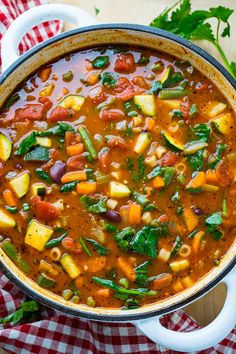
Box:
150 0 236 79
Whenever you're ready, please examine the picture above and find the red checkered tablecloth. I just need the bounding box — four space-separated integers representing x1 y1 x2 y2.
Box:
0 1 235 353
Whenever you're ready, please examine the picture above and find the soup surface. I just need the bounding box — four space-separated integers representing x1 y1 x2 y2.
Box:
0 46 235 310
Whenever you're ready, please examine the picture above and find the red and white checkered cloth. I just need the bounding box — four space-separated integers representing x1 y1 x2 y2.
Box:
0 1 235 353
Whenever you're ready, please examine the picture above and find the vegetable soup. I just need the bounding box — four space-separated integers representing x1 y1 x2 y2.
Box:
0 46 235 310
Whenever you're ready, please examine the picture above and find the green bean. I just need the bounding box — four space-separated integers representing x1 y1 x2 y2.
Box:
1 240 30 272
159 88 188 99
78 126 98 160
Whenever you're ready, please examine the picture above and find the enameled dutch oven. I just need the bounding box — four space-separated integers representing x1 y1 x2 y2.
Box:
0 4 236 352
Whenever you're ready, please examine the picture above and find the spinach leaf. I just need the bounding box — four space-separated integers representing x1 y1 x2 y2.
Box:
132 156 146 182
92 277 156 296
115 227 136 252
101 72 116 88
80 195 107 213
205 211 223 240
16 131 38 155
122 298 140 310
147 166 175 186
126 157 134 171
192 123 211 142
170 235 183 256
137 55 150 65
24 146 50 161
84 238 109 256
189 104 199 118
0 300 39 325
38 122 75 137
143 204 159 211
35 168 51 182
135 261 151 287
92 56 109 68
187 149 204 171
60 181 78 193
132 190 149 206
130 225 165 259
208 143 227 169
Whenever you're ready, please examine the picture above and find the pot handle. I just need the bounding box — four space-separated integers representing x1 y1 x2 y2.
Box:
1 3 97 73
133 267 236 352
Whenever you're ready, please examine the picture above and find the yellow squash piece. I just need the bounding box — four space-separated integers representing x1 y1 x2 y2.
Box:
0 133 12 161
0 209 16 229
109 181 131 199
60 254 82 279
170 259 190 272
134 132 152 154
211 113 233 135
205 101 227 118
36 137 52 148
25 219 53 252
134 95 155 116
9 171 30 198
59 95 85 112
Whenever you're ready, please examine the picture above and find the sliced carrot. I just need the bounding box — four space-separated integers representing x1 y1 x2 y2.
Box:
192 231 205 252
144 118 155 131
129 203 141 224
83 257 106 273
96 288 110 298
3 190 17 207
183 208 199 232
66 143 84 156
172 280 184 292
186 171 206 189
118 257 136 281
152 176 165 189
145 187 153 197
61 171 87 183
76 181 97 194
38 67 51 82
87 74 100 85
206 169 218 184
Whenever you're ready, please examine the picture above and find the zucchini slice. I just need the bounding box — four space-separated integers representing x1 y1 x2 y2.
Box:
134 95 155 116
162 131 184 151
210 113 233 135
37 273 56 289
109 181 131 199
25 219 53 251
0 209 16 229
59 95 85 112
134 132 152 154
0 133 12 161
9 171 30 198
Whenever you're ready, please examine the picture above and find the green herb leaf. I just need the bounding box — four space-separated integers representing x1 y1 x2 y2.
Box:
101 72 116 88
38 122 75 137
115 227 136 252
3 93 20 111
80 195 107 213
24 146 50 161
132 190 149 206
60 181 78 193
170 235 183 256
92 56 109 69
188 150 204 171
135 261 151 287
84 238 110 256
16 132 38 155
205 211 223 240
35 168 51 182
208 143 227 169
132 156 146 182
192 123 211 142
0 300 39 325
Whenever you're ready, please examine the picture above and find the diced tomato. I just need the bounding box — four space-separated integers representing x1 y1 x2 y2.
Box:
38 97 53 111
49 106 74 123
99 108 125 121
114 53 135 73
88 85 107 104
15 104 44 121
67 154 86 170
159 151 179 166
113 77 143 101
61 237 82 254
107 137 127 150
41 149 58 172
158 214 169 224
31 196 60 222
180 100 191 119
0 162 4 179
131 76 149 89
65 132 80 146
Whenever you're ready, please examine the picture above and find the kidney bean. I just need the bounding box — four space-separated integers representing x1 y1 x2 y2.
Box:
50 161 66 183
103 210 121 223
192 207 204 216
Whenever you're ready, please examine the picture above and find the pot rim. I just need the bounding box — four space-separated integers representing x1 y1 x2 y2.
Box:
0 23 235 322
